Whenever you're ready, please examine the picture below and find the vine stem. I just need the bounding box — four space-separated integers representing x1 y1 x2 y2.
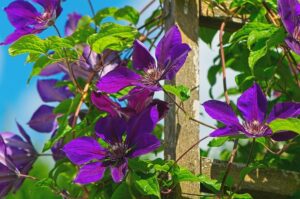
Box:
175 135 209 163
218 139 239 198
18 173 38 181
71 71 96 137
52 24 82 92
219 22 230 105
162 88 217 130
230 138 256 197
218 21 239 198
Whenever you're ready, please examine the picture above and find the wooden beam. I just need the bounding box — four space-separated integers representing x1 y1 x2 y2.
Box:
163 0 201 198
199 0 244 32
202 157 300 198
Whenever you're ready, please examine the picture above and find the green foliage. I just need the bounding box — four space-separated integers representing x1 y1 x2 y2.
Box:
94 6 140 25
87 23 138 53
208 137 229 147
269 118 300 134
163 84 190 101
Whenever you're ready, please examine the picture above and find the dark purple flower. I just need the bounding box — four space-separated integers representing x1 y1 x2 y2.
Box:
37 79 73 102
91 89 169 119
65 12 82 36
1 0 62 45
63 105 161 184
0 123 37 197
203 83 300 141
40 47 120 81
97 25 191 94
28 105 57 133
278 0 300 54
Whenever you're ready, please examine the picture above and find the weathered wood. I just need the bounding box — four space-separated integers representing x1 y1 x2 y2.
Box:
200 0 244 32
163 0 201 198
202 157 300 198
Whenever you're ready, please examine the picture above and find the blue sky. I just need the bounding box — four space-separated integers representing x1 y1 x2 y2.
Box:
0 0 238 155
0 0 149 149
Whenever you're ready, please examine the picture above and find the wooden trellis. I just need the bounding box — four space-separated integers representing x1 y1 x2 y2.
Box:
163 0 300 198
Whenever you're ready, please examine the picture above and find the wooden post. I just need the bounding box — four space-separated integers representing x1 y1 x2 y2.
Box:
164 0 201 197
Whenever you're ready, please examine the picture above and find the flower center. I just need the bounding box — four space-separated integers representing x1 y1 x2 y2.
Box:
108 142 128 163
141 67 164 86
242 120 268 137
293 26 300 41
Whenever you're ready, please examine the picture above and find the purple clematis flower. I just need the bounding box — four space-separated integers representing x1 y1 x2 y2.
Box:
278 0 300 54
97 25 191 95
0 123 37 197
65 12 81 36
28 105 57 133
63 105 161 184
1 0 62 45
91 88 169 119
203 83 300 141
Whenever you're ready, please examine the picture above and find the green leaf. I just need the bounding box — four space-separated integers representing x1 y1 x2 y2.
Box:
87 23 137 53
208 137 229 147
163 85 190 101
133 173 160 198
94 7 118 25
198 175 221 193
199 26 217 47
28 56 53 82
269 118 300 134
9 34 47 56
114 6 140 25
111 182 133 199
173 166 199 183
144 9 162 30
239 162 265 180
232 193 253 199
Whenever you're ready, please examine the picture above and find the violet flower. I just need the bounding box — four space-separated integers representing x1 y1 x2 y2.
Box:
63 105 161 184
278 0 300 54
1 0 62 45
97 25 191 95
203 83 300 141
0 123 37 197
65 12 82 36
91 89 168 119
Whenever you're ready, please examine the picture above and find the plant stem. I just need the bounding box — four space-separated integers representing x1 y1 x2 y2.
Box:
175 135 209 163
53 24 82 92
162 88 216 129
231 138 256 197
218 139 239 198
219 22 230 105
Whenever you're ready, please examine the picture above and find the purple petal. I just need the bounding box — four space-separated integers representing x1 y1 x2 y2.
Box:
278 0 300 34
97 67 141 93
39 63 64 76
156 25 182 64
126 88 154 113
285 36 300 55
4 1 40 29
65 12 82 36
209 126 240 137
1 28 37 45
129 134 160 158
132 40 156 70
91 92 121 117
63 137 106 165
237 83 267 123
32 0 62 16
16 122 32 145
151 99 169 120
271 131 298 141
28 105 57 133
110 161 128 183
163 43 191 80
74 162 106 184
267 102 300 123
202 100 241 127
37 79 73 102
126 105 159 144
95 117 126 144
